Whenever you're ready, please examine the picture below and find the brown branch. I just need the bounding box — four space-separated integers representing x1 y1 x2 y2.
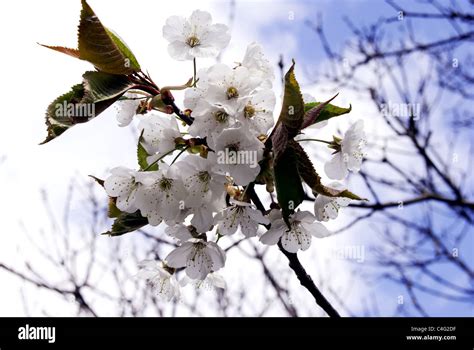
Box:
0 262 97 316
349 194 474 211
352 31 474 68
386 0 474 23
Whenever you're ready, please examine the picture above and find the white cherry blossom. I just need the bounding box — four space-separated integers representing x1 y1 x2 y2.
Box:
137 260 180 301
104 167 141 213
206 64 261 113
180 272 226 290
175 155 226 207
214 199 269 237
241 42 275 87
210 126 264 186
165 239 226 280
165 224 195 243
188 99 236 140
236 89 275 135
114 93 140 127
183 68 211 111
135 164 186 226
314 182 351 221
325 120 366 180
138 113 181 156
162 10 230 61
174 155 227 232
190 205 216 233
260 210 332 253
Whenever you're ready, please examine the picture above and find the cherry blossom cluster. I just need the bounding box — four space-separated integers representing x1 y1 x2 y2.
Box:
104 10 366 301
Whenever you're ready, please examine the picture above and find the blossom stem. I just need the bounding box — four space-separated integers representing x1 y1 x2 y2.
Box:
143 148 178 171
169 100 194 126
297 138 333 145
118 96 148 101
170 146 189 165
193 58 197 87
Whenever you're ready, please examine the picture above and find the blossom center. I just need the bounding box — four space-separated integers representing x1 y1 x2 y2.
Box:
291 220 300 227
214 110 229 123
290 220 302 234
352 150 363 161
229 206 244 226
197 171 211 184
190 243 212 268
351 140 366 161
226 86 239 99
244 104 256 119
226 143 240 154
159 177 173 191
186 35 201 48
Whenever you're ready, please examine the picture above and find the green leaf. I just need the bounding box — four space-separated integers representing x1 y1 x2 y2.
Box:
270 123 289 161
107 198 123 218
301 93 338 128
303 101 351 126
254 151 275 192
269 60 305 160
41 0 140 75
273 147 305 222
102 210 148 237
274 59 305 139
270 61 306 222
137 132 158 171
41 71 135 144
105 28 141 73
290 140 365 200
41 84 86 144
82 71 134 103
78 0 140 74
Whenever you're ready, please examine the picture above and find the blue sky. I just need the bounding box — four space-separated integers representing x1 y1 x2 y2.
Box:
227 0 474 316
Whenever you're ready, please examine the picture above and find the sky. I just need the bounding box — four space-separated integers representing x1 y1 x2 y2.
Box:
0 0 472 316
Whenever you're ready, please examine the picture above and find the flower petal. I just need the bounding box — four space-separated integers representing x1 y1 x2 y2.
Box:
281 229 312 253
191 207 214 233
186 248 212 280
303 222 332 238
325 153 347 180
260 227 284 246
165 243 194 268
167 40 191 61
